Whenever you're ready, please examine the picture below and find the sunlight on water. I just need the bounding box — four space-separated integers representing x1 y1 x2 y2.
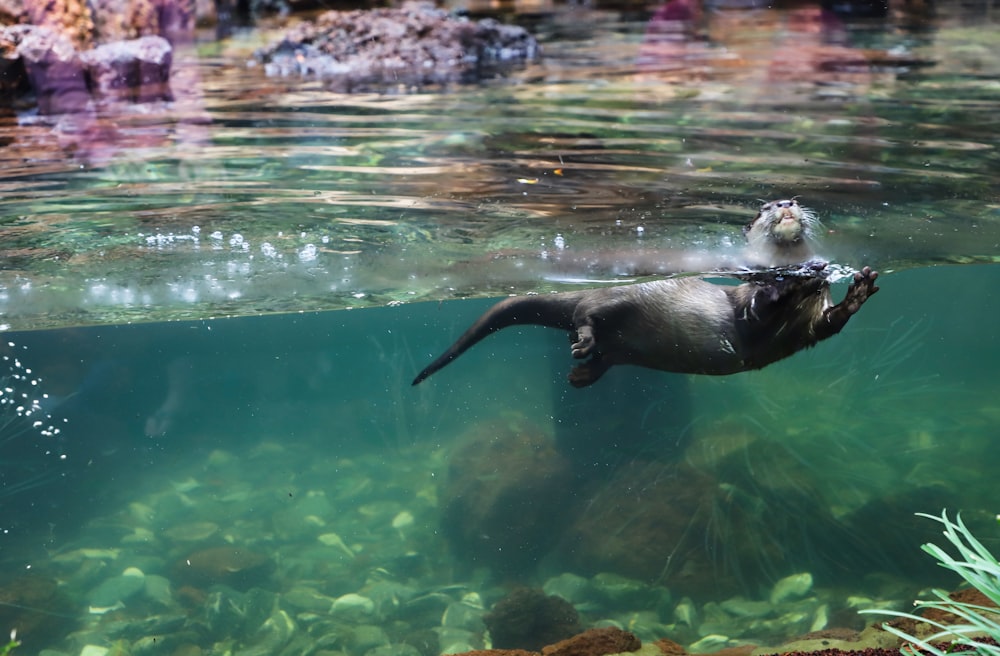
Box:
2 9 1000 329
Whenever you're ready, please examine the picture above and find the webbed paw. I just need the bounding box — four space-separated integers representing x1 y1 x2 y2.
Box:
843 266 879 314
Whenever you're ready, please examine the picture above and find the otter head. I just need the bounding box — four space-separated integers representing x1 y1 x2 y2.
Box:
743 198 821 266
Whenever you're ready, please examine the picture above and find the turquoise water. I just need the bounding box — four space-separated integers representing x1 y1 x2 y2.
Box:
3 265 1000 653
2 4 1000 655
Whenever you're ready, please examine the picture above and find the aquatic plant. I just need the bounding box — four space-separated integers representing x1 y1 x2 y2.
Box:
862 510 1000 656
0 630 20 656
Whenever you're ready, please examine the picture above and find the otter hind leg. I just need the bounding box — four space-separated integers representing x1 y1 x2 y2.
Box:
568 357 611 388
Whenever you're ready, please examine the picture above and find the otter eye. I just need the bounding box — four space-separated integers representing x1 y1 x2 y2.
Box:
761 203 772 211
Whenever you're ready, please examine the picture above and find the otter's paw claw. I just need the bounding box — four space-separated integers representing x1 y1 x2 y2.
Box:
845 266 879 314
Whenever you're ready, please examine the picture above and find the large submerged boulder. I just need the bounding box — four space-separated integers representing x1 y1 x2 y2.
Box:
253 1 540 91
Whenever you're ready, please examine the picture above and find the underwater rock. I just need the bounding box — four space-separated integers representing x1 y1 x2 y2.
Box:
251 1 539 92
673 598 698 627
238 608 297 656
330 592 376 622
272 489 334 539
688 634 731 653
921 587 998 625
199 587 279 642
0 574 76 651
542 573 596 609
143 575 174 607
344 624 391 654
437 627 482 655
399 589 453 626
202 588 246 639
483 588 582 652
80 35 172 104
556 460 723 599
540 626 641 656
441 593 487 633
362 579 418 619
163 521 220 543
720 598 774 619
173 546 275 591
87 566 146 609
80 646 111 656
590 573 670 611
283 585 338 614
446 650 536 656
440 422 575 577
769 573 814 605
367 645 422 656
131 630 199 656
104 612 187 640
3 24 89 114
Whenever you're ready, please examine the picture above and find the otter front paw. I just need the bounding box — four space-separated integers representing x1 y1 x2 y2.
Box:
844 266 880 314
571 325 596 359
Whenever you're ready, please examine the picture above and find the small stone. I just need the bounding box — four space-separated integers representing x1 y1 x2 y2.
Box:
206 449 234 467
203 589 247 639
87 567 146 608
811 603 829 632
129 502 156 523
143 575 173 607
164 522 219 543
80 646 110 656
591 572 667 609
674 598 698 626
769 572 813 605
317 532 355 557
689 634 730 653
441 598 485 632
122 527 156 545
284 586 337 613
345 624 390 654
720 597 774 619
543 573 594 607
367 645 421 656
330 593 375 621
392 510 414 538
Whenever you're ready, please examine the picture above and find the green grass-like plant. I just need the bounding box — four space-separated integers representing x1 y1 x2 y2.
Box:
0 630 19 656
862 510 1000 656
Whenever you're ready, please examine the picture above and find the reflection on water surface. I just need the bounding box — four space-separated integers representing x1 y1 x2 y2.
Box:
1 4 999 330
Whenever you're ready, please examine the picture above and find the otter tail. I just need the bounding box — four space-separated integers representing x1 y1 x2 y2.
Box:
412 294 582 385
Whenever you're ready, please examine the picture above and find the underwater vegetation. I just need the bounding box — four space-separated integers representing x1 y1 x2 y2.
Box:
863 511 1000 656
0 631 19 656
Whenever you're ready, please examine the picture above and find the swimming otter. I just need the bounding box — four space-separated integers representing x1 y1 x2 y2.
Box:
412 200 879 388
743 198 821 267
412 266 878 387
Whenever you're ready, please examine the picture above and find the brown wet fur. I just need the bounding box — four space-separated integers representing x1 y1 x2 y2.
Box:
412 200 879 388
